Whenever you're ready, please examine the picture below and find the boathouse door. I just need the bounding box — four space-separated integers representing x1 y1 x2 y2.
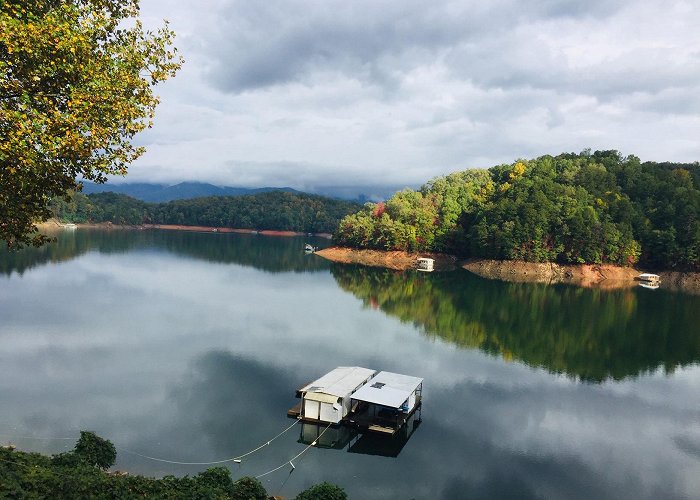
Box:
304 399 320 420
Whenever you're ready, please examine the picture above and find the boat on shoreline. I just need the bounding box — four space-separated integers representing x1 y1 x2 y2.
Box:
636 273 661 285
416 257 434 272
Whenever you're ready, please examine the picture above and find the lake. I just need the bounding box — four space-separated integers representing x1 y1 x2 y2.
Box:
1 229 699 499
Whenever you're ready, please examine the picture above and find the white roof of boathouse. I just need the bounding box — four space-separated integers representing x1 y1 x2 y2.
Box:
351 371 423 408
300 366 377 399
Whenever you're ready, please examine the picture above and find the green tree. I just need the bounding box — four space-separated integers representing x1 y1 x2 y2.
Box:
335 151 699 269
231 476 267 500
193 467 236 497
295 482 348 500
0 0 182 248
1 432 345 498
74 431 116 470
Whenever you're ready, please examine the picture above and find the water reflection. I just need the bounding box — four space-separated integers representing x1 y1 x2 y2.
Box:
298 417 421 458
2 231 700 499
331 265 700 382
0 229 331 276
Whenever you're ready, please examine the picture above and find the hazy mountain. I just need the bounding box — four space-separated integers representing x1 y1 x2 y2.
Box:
80 182 299 203
80 182 407 203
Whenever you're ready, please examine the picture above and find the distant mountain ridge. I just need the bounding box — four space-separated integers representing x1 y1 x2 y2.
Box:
80 182 299 203
80 181 407 203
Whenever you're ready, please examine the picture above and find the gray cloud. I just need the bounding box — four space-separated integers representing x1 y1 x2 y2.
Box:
206 0 634 94
208 0 468 92
130 0 700 192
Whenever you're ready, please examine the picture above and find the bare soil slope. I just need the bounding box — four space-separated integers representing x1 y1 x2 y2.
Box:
315 247 456 271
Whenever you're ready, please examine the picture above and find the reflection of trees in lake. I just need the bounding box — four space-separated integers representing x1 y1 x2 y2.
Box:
0 230 330 276
331 265 700 382
0 230 97 276
145 230 331 274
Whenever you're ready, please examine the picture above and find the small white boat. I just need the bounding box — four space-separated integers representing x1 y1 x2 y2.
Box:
636 273 660 284
63 223 77 230
416 257 434 272
304 244 317 253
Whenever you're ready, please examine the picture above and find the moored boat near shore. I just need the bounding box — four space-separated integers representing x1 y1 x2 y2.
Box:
636 273 661 285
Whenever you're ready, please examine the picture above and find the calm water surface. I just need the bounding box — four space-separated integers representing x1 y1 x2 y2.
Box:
1 229 700 499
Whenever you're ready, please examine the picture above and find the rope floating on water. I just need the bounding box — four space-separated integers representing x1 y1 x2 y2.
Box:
255 422 332 479
0 419 304 468
118 419 300 466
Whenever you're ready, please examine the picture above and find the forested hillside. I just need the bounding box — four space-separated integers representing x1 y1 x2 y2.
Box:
335 151 700 270
50 191 360 234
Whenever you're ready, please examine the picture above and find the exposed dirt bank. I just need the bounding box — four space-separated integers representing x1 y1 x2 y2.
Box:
315 246 457 271
462 259 639 288
657 271 700 295
315 246 700 294
144 224 257 234
463 259 700 294
143 225 331 238
35 219 63 229
37 220 141 230
37 221 331 238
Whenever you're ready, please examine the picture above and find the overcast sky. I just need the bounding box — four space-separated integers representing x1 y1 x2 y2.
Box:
127 0 700 191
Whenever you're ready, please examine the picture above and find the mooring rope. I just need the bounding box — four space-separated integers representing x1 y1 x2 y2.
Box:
118 419 300 466
255 422 332 479
0 419 300 467
0 422 328 481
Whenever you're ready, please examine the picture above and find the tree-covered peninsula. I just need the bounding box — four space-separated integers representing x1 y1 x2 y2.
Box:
50 190 361 234
335 150 700 270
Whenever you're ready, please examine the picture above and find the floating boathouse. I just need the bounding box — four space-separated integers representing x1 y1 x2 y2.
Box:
346 371 423 435
294 366 377 424
289 367 423 436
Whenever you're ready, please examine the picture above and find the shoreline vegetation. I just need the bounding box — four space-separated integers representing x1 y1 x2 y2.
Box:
316 246 700 294
0 432 346 499
36 222 700 293
334 151 700 273
47 190 360 235
36 220 333 239
35 147 700 294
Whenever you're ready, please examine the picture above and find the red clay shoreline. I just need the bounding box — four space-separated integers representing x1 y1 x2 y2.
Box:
316 246 700 294
315 246 458 271
143 224 311 237
145 224 333 238
38 221 332 239
37 222 700 294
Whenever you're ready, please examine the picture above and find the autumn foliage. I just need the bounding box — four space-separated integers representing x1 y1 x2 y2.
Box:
0 0 182 247
335 151 700 270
